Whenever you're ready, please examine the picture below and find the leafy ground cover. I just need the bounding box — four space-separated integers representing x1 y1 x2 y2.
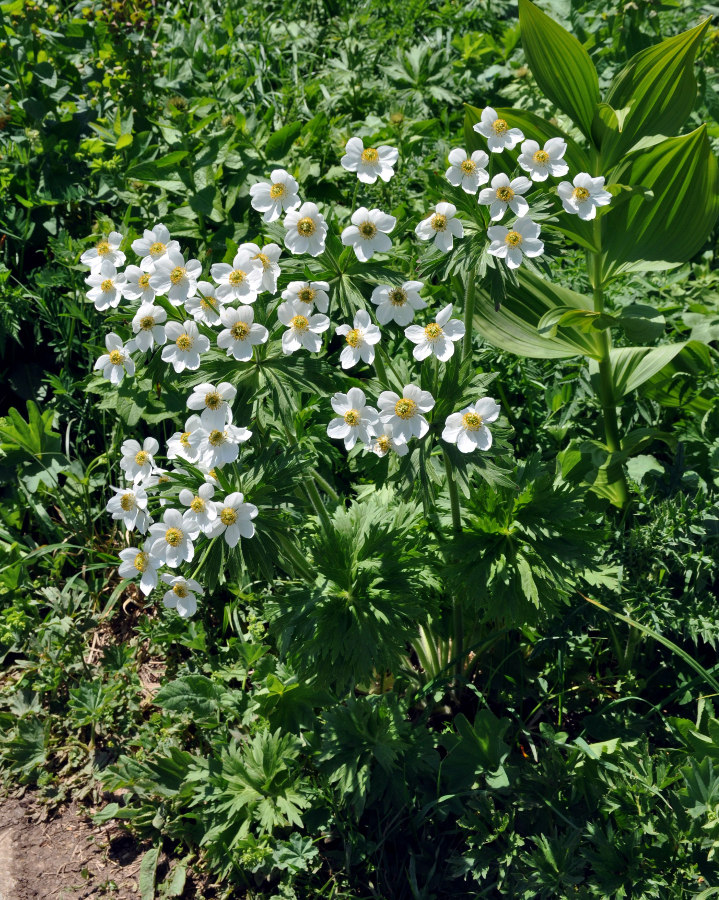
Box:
3 0 719 897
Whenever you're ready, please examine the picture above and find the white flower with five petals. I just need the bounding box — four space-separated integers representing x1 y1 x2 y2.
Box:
188 421 252 469
517 138 568 182
150 251 202 305
341 207 396 261
106 484 151 533
179 483 217 537
120 437 160 483
209 493 258 547
161 574 203 618
80 231 125 271
335 310 381 370
249 169 301 223
147 509 194 568
277 299 329 355
472 107 524 153
327 387 380 450
370 281 426 327
131 224 179 266
85 260 126 311
283 202 328 257
281 281 330 314
118 544 161 596
446 148 490 194
557 173 612 220
240 242 282 294
404 304 465 362
94 333 135 385
122 260 156 304
368 423 409 458
442 397 500 453
378 385 435 444
217 306 268 361
487 217 544 270
210 249 263 304
341 137 398 184
478 174 532 221
131 304 167 352
161 321 210 372
185 281 224 327
415 202 463 253
186 382 236 429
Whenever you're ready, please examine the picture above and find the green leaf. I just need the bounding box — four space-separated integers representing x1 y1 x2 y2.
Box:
601 20 709 165
265 121 302 160
139 846 160 900
475 269 602 360
588 342 700 401
154 675 224 720
640 340 714 411
518 0 599 139
603 127 719 280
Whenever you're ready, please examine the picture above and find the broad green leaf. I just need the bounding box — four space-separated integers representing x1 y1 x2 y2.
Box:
588 343 692 400
518 0 599 139
265 121 302 160
640 340 714 411
537 306 607 336
602 20 709 166
602 127 719 280
617 303 665 342
475 269 602 360
139 846 160 900
154 674 224 720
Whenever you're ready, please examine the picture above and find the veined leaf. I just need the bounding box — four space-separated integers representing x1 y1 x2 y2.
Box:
265 121 302 160
588 342 700 400
475 269 602 360
602 127 719 280
601 19 709 166
518 0 599 139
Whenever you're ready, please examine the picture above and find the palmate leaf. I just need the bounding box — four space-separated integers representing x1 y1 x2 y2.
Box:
602 127 719 280
518 0 600 140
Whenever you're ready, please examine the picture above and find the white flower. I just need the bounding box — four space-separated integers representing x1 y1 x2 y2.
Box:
188 421 252 469
327 387 380 450
131 223 179 266
404 304 465 362
167 415 202 464
517 138 568 182
94 333 135 386
341 136 398 184
473 107 524 153
442 397 500 453
118 544 161 596
249 169 301 223
210 492 258 547
161 321 210 372
184 281 224 327
446 148 489 194
217 306 268 361
161 574 203 618
277 299 330 355
281 280 330 314
478 174 532 221
557 173 612 220
239 242 282 294
415 202 463 253
106 484 151 533
368 423 409 458
211 249 263 304
80 231 125 271
147 508 194 568
370 281 426 327
487 217 544 270
122 260 156 304
85 260 126 311
120 437 160 483
378 384 435 444
179 483 217 537
187 381 236 429
341 207 396 261
335 309 381 370
150 251 202 305
131 304 167 352
283 202 328 257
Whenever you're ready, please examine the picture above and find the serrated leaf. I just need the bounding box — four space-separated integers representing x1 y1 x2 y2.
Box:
154 675 224 719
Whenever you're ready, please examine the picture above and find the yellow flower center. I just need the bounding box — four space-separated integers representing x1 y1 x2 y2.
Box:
361 147 379 164
165 527 183 546
505 231 522 247
496 186 514 202
230 320 250 340
462 411 483 431
298 287 315 304
209 469 218 480
176 333 193 351
135 450 150 466
394 398 417 419
255 252 271 269
120 493 135 511
358 220 377 240
149 241 165 256
169 266 186 285
460 158 476 175
133 552 148 573
344 409 361 426
180 431 191 446
204 390 222 410
297 217 316 237
208 429 225 447
220 507 237 526
573 186 590 202
492 118 509 134
430 213 447 232
101 278 114 292
533 150 550 164
345 328 362 347
376 435 391 454
139 273 151 288
388 287 407 307
291 314 309 332
96 240 110 256
270 182 286 199
172 583 188 598
424 322 443 341
228 269 245 286
200 296 217 310
140 315 155 330
190 496 205 513
108 349 124 365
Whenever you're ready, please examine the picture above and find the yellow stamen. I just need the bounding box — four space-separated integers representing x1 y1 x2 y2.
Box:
394 398 417 419
573 186 590 202
172 583 188 598
430 214 447 232
358 221 377 239
462 411 483 431
298 287 315 304
361 147 379 164
133 552 148 573
190 497 205 513
135 450 149 466
120 493 135 511
460 158 476 175
345 329 362 347
505 231 522 247
376 435 391 454
424 322 443 341
255 252 271 269
101 278 114 292
496 186 514 202
491 118 508 134
169 266 186 285
204 391 222 410
176 333 193 351
140 315 155 330
296 217 316 237
208 430 225 447
388 288 407 307
269 182 285 199
228 269 245 286
149 241 165 256
344 409 361 426
108 349 124 365
230 320 250 340
291 314 309 332
533 150 549 164
165 527 183 546
220 507 237 526
180 431 190 446
138 273 151 288
95 240 110 255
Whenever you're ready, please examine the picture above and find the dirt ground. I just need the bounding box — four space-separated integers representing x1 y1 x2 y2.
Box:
0 793 207 900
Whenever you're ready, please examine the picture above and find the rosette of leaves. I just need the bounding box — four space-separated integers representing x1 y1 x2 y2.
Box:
266 485 440 691
446 459 600 625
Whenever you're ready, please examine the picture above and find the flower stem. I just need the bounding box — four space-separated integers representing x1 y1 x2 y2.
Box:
304 476 333 533
442 450 462 533
373 347 388 386
462 273 476 360
443 451 464 679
